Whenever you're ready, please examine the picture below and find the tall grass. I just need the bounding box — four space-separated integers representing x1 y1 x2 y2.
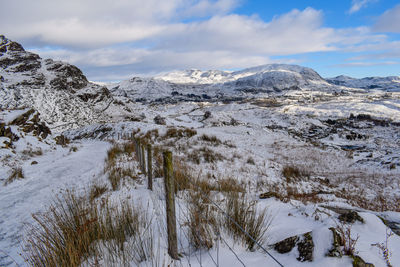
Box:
224 192 272 251
23 189 155 266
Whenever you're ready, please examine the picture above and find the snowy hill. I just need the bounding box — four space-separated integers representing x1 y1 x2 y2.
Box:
111 64 336 103
0 35 114 131
327 75 400 91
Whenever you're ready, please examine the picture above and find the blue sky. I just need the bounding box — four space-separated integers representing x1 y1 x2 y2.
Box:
1 0 400 81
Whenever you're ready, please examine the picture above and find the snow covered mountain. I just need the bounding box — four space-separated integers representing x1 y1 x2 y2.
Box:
111 64 336 103
327 75 400 91
0 35 114 131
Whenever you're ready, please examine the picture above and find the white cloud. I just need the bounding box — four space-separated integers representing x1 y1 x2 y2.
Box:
0 0 234 48
180 0 239 18
374 4 400 33
333 61 398 67
1 1 395 80
349 0 376 14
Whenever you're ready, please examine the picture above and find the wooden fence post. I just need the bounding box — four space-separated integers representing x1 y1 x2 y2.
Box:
137 139 142 170
163 151 179 260
147 144 153 190
141 144 146 174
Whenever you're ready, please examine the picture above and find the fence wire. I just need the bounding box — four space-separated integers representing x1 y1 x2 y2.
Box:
132 138 284 267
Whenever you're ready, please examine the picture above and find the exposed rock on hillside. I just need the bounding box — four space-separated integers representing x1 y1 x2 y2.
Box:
0 35 114 131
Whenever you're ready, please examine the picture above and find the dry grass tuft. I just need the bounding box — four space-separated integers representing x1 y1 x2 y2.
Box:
186 189 216 249
282 165 309 183
199 134 222 145
23 189 154 267
22 147 43 158
108 167 136 191
89 182 108 202
163 127 197 140
218 177 245 193
224 192 272 251
4 167 24 185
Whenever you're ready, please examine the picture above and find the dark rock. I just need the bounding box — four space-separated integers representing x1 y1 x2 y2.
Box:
352 255 374 267
297 232 314 262
339 211 364 224
154 115 166 125
378 216 400 236
10 109 35 125
31 161 38 165
274 236 298 253
203 111 211 120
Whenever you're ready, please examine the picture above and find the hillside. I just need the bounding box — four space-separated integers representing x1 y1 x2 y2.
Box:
0 35 115 131
327 75 400 92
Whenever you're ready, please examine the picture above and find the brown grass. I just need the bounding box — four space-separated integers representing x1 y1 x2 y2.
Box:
186 190 216 249
199 134 222 145
218 177 245 193
163 127 197 140
4 167 24 185
89 182 108 202
22 147 43 157
199 147 225 163
23 189 152 266
108 167 136 191
282 165 309 183
224 192 272 251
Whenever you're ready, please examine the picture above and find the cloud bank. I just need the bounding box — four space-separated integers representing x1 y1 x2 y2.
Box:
1 0 398 80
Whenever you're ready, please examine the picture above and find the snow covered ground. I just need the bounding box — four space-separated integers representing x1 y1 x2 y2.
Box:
1 90 400 266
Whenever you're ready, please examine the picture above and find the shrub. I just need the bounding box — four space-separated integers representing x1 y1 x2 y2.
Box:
335 222 359 256
4 167 24 185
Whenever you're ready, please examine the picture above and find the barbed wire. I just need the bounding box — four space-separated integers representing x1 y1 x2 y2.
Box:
175 182 219 267
131 140 284 267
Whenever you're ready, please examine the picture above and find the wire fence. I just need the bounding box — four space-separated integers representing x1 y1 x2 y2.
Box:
129 136 284 267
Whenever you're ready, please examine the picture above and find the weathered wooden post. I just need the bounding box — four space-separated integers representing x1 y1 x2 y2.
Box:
147 144 153 190
163 151 179 259
137 139 142 170
141 143 146 174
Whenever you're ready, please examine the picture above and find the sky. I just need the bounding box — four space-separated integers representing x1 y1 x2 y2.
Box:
1 0 400 82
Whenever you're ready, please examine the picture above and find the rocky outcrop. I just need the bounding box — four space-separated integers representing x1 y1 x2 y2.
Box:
273 232 314 262
9 109 51 139
338 211 365 224
0 35 115 131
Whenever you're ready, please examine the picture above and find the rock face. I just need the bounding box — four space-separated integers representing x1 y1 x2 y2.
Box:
0 35 113 131
273 232 314 262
